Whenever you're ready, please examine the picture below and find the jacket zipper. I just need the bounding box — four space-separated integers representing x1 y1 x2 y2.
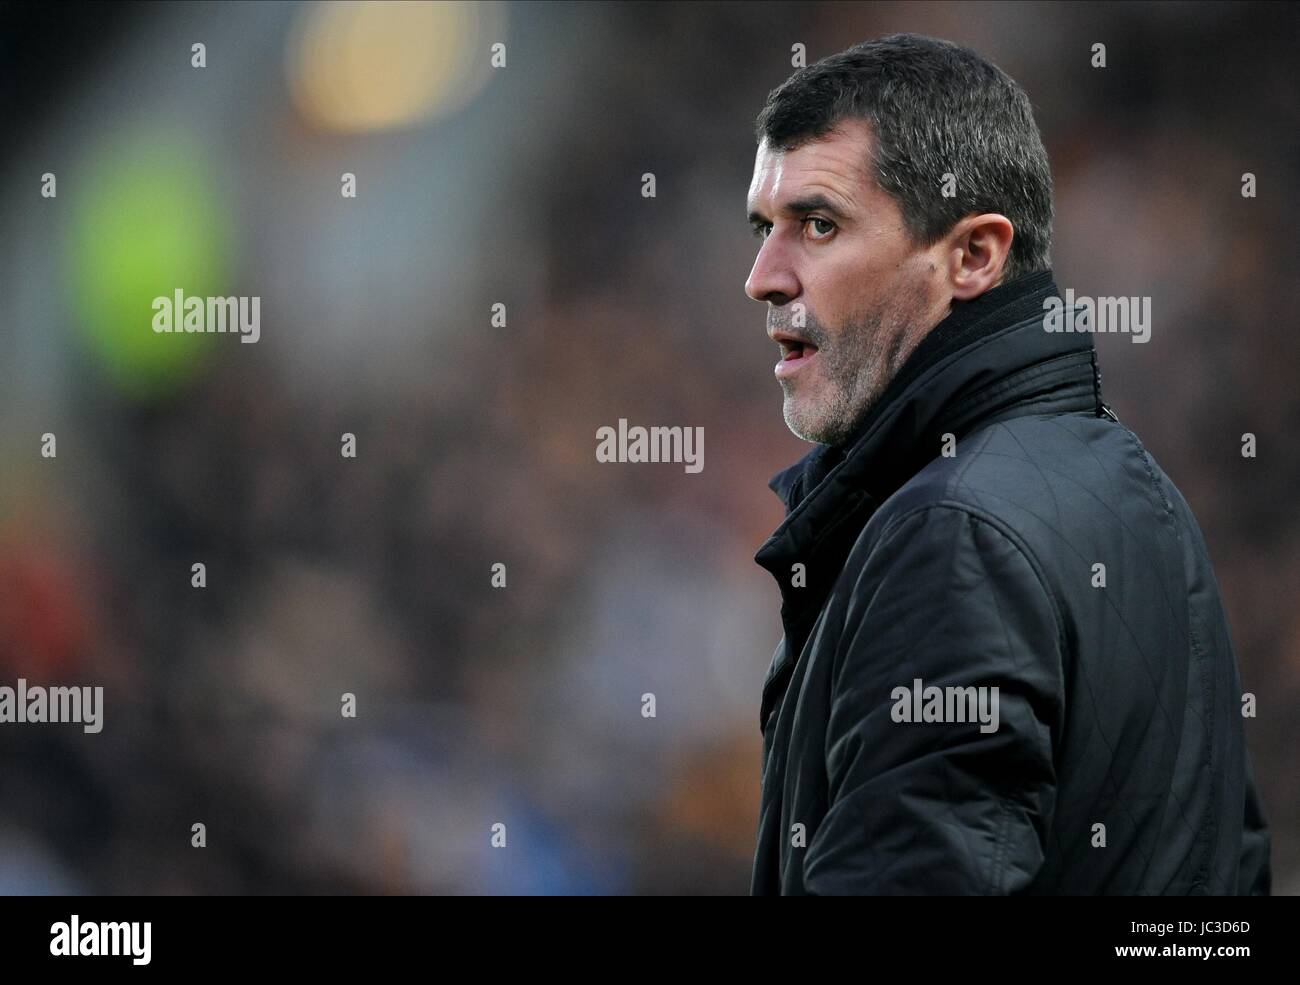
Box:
1090 347 1120 422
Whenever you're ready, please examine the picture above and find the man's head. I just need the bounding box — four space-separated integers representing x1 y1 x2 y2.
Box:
745 34 1054 445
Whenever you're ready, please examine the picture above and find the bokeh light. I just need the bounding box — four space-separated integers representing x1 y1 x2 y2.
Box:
67 133 232 397
287 0 505 134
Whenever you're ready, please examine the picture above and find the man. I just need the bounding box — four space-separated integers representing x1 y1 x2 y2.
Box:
744 34 1271 895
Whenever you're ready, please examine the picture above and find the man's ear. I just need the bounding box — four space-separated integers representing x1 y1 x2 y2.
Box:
947 213 1015 300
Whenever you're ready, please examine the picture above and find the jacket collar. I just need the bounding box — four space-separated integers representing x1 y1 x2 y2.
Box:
755 270 1105 645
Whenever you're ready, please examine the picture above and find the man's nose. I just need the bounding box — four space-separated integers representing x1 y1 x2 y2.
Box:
744 237 800 305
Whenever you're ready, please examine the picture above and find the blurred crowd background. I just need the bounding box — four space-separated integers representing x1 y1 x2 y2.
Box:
0 0 1295 894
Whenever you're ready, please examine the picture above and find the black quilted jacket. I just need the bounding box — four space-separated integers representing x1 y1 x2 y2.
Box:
750 270 1272 895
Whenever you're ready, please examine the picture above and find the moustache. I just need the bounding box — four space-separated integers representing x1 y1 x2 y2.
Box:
767 313 830 349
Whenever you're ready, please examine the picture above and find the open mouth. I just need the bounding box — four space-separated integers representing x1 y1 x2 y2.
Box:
774 336 819 378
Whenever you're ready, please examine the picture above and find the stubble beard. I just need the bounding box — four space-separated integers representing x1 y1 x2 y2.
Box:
780 290 930 447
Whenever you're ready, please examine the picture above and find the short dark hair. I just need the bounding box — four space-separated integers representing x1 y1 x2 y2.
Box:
753 34 1053 283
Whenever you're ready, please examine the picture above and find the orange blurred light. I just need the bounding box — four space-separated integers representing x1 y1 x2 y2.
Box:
287 0 505 134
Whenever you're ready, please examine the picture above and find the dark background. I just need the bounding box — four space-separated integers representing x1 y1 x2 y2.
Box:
0 0 1295 893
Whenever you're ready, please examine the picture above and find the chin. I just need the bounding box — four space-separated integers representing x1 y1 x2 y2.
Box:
782 400 830 445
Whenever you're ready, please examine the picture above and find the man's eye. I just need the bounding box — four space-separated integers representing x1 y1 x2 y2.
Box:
752 223 771 240
807 217 835 238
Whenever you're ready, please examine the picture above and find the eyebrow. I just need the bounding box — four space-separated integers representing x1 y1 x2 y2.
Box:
747 193 852 227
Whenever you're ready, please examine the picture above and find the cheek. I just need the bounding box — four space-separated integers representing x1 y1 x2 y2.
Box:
868 247 941 316
816 256 898 330
807 253 875 319
895 251 946 317
805 228 927 329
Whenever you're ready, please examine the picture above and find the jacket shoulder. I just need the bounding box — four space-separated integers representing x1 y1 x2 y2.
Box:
868 413 1156 559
